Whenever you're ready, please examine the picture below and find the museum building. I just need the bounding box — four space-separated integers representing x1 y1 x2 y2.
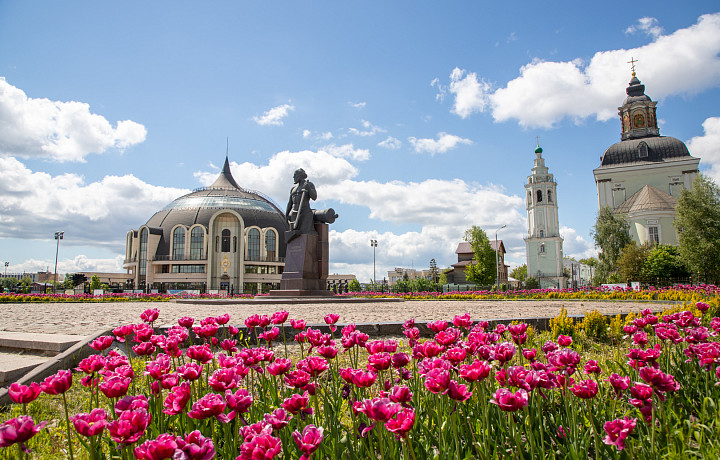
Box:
122 157 288 294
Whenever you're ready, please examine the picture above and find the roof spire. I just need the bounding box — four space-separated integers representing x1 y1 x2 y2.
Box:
226 137 229 160
534 136 543 155
627 56 639 77
210 149 242 190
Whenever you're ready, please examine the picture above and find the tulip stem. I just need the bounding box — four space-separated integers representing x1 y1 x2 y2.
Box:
61 392 76 460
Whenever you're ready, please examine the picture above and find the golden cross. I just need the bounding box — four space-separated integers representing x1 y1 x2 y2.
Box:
536 136 540 147
627 57 638 76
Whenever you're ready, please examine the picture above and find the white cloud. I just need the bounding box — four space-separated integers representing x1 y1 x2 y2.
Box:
408 132 472 155
378 136 402 150
321 144 370 161
687 116 720 183
348 101 366 109
438 13 720 128
447 68 491 118
0 78 146 162
253 103 295 126
10 255 126 275
559 226 597 260
302 129 311 138
626 17 663 39
430 77 447 102
319 132 333 140
0 156 186 247
348 119 386 137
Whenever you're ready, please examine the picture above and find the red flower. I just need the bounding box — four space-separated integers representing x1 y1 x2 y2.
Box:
317 344 338 359
639 367 680 397
107 408 151 445
40 369 72 395
89 335 114 351
290 318 306 330
284 370 312 388
459 359 491 383
296 357 329 378
324 313 340 325
282 392 311 414
132 341 156 356
187 393 226 421
226 388 253 414
447 380 473 401
113 324 134 342
557 335 573 347
175 430 215 460
216 313 231 325
8 382 41 405
209 367 238 392
271 310 289 325
570 379 599 399
353 397 401 422
71 409 107 437
522 348 537 361
100 375 132 399
607 373 630 394
392 352 410 369
452 313 473 328
264 408 293 431
187 345 214 363
427 320 448 333
140 308 160 324
0 416 47 452
163 382 192 415
178 362 204 381
584 360 602 375
350 369 377 388
134 433 177 460
424 368 451 394
114 395 149 416
267 358 293 376
602 416 637 451
385 408 415 438
367 352 392 372
389 385 413 405
490 388 529 412
238 433 282 460
292 424 324 459
178 316 195 328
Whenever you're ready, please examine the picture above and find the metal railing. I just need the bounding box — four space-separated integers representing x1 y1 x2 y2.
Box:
153 252 206 261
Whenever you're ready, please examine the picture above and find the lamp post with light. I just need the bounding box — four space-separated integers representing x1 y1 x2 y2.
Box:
370 239 377 289
54 231 64 293
4 262 7 277
495 225 506 290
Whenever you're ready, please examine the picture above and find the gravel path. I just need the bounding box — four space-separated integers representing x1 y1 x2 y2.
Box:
0 299 671 336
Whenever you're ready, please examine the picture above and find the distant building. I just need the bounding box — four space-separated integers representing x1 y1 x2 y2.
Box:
0 271 53 283
387 267 432 286
444 240 508 285
524 144 565 289
563 259 595 288
123 157 288 294
593 70 700 246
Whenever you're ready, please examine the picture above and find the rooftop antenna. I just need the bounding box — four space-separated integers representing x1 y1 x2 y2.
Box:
226 137 229 159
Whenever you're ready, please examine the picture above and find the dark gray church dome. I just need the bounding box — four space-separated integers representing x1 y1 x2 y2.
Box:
600 136 691 167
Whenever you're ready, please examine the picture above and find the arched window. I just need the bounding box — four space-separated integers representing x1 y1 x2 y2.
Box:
539 230 544 238
547 190 553 203
190 227 204 259
172 227 185 259
540 243 545 254
233 236 237 253
265 231 277 260
139 228 148 277
221 229 231 253
536 190 543 203
248 229 260 261
527 192 532 206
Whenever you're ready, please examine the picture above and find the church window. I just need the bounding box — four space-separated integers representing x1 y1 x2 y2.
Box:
540 243 545 254
648 226 659 245
547 190 553 203
247 229 260 261
638 142 648 158
527 192 532 206
539 230 544 238
221 229 231 253
265 231 277 260
172 227 185 260
190 227 204 259
536 190 543 203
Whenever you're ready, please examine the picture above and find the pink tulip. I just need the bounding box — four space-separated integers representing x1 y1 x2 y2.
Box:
163 382 192 415
292 424 324 459
447 380 473 401
238 433 282 460
522 348 537 361
607 373 630 394
353 397 401 422
208 367 238 392
452 313 473 328
389 385 413 405
282 392 311 414
317 344 338 359
350 369 377 388
264 408 293 431
459 360 491 383
132 341 156 356
290 318 306 330
226 388 254 414
557 335 572 347
296 357 329 377
284 370 312 388
99 375 132 398
603 416 637 451
584 360 602 375
113 324 135 342
107 408 151 445
570 379 598 399
271 310 289 325
40 369 72 395
187 393 226 420
140 308 160 324
0 416 47 452
178 316 195 328
134 433 177 460
175 430 216 460
187 345 214 363
215 313 230 325
8 382 42 405
424 368 451 394
427 320 448 333
385 408 415 438
178 362 204 381
89 335 114 351
324 313 340 325
639 367 680 397
490 388 529 412
267 358 293 376
114 395 149 416
492 342 516 364
367 352 392 372
71 408 107 437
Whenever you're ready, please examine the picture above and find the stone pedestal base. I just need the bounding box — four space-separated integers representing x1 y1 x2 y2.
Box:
274 223 329 295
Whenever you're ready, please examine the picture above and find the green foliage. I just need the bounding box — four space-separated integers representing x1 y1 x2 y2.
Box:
616 242 651 282
608 313 624 341
0 276 18 291
549 306 575 339
348 279 361 292
90 274 102 290
510 264 527 282
592 206 632 281
577 309 608 341
438 272 447 285
524 276 539 289
643 244 690 280
675 174 720 284
463 226 497 286
578 257 599 268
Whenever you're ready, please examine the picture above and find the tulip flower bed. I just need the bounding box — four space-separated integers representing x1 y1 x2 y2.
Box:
2 303 720 459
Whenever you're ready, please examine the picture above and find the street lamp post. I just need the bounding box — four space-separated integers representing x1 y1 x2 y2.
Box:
54 231 64 293
3 262 8 277
370 239 378 289
495 225 507 291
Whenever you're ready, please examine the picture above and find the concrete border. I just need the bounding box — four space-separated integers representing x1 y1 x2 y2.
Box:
175 297 404 305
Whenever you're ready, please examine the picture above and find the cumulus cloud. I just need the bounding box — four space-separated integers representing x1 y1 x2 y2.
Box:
321 144 370 161
687 116 720 183
437 13 720 128
253 103 295 126
378 136 402 149
560 226 597 259
9 255 126 275
626 17 663 39
0 156 186 247
408 132 472 155
348 120 386 137
348 101 366 108
0 78 147 162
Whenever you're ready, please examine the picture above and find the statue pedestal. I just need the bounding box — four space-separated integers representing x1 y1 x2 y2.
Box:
268 223 331 297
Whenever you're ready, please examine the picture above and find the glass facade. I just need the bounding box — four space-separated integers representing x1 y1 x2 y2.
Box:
265 231 276 259
139 228 148 278
248 229 260 260
190 227 204 259
172 227 185 259
172 265 205 273
221 229 231 252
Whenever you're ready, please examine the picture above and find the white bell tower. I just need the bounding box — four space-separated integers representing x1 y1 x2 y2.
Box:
524 143 565 289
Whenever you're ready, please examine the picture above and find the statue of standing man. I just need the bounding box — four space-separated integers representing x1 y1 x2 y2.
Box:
284 168 338 243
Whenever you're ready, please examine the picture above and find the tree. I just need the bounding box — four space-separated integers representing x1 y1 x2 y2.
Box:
675 174 720 284
642 244 690 281
510 264 527 282
348 279 361 292
524 277 540 289
578 257 599 268
90 274 102 291
463 226 497 286
592 206 632 280
0 277 18 292
429 259 439 283
615 242 650 282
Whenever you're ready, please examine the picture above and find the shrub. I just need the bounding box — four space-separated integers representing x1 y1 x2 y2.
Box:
549 306 575 339
524 277 540 289
578 309 608 341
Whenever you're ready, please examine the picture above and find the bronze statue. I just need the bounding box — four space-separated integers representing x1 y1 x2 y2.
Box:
284 168 337 243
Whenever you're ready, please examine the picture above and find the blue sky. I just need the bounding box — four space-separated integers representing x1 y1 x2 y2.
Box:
1 1 719 282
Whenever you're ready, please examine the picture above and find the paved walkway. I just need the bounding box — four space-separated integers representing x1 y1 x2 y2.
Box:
0 299 667 336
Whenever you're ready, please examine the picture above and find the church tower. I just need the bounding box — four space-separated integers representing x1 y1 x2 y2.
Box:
524 143 565 289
